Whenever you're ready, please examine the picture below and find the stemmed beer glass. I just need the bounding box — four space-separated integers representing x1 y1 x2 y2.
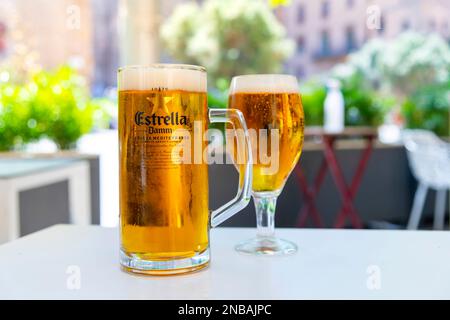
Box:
228 75 305 256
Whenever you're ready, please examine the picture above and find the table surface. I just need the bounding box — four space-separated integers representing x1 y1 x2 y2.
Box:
0 225 449 300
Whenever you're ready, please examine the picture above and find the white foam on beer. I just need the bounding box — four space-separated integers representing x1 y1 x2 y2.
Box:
230 74 299 94
119 65 207 92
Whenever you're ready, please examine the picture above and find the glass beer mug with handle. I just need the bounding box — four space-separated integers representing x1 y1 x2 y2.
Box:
228 74 305 256
118 64 252 275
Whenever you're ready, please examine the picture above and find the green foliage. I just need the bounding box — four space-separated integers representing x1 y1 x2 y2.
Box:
381 32 450 96
161 0 294 85
300 75 391 127
208 92 227 109
29 66 94 150
0 84 34 150
299 81 326 126
207 84 229 134
207 78 229 109
339 73 391 127
89 97 117 130
339 33 450 96
402 83 450 136
0 66 100 151
332 32 450 134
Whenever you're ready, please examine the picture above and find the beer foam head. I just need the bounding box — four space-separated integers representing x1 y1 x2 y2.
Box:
230 74 299 94
118 64 207 92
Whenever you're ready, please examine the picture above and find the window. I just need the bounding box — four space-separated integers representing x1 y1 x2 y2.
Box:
297 36 306 53
443 21 449 32
378 15 385 34
0 22 6 55
321 1 330 19
345 26 356 52
297 5 305 24
296 65 305 78
320 30 330 54
429 20 436 31
401 20 410 31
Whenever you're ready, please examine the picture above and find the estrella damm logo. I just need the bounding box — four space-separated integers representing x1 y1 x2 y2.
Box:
134 111 190 134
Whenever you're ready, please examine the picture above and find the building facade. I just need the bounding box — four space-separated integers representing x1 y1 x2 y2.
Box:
279 0 450 79
2 0 449 88
92 0 119 95
0 0 94 80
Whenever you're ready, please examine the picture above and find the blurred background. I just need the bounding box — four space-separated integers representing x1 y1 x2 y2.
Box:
0 0 449 241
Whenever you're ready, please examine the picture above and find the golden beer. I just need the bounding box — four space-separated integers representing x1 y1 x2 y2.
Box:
119 65 253 275
229 92 304 193
119 90 209 260
229 74 304 256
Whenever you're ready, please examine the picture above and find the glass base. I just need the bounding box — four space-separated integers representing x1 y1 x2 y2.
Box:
120 248 210 276
235 236 297 256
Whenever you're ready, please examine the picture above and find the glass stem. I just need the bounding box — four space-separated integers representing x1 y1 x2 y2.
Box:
254 195 277 238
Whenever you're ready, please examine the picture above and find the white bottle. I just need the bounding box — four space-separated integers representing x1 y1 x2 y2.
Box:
324 79 345 133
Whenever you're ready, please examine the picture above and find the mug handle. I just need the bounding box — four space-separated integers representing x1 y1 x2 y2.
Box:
209 108 253 228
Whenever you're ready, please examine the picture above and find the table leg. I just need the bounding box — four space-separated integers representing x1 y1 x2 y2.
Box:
322 137 363 229
68 162 91 226
334 137 374 228
295 162 326 228
0 180 20 243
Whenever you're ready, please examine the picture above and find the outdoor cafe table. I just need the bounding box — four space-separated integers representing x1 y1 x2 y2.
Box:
295 127 378 229
0 225 449 299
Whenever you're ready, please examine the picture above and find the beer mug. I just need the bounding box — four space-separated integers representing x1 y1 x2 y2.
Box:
118 64 252 275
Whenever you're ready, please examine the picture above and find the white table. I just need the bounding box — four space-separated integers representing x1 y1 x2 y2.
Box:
0 225 449 299
0 159 91 243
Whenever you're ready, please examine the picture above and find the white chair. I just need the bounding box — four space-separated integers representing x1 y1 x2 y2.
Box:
402 130 450 230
